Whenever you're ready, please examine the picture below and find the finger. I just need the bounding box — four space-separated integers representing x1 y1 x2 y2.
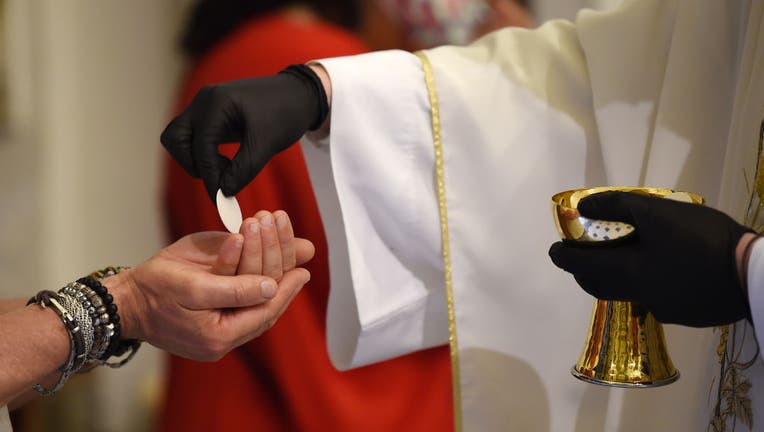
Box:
220 131 271 196
550 241 641 301
205 154 235 203
578 191 650 224
548 241 633 278
256 211 283 280
270 268 310 324
572 274 604 299
238 217 264 275
223 267 310 345
161 110 198 177
189 88 237 201
185 273 278 310
211 234 244 276
192 125 234 203
572 274 635 301
644 303 676 326
294 238 315 266
274 210 296 272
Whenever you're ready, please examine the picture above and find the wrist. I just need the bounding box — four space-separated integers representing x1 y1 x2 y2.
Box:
736 233 758 282
102 269 143 341
308 62 332 133
308 63 331 107
736 232 763 320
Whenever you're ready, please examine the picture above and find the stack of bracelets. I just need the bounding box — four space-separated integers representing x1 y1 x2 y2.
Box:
26 266 142 395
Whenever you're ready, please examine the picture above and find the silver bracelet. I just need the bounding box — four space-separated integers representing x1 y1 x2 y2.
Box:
56 292 95 371
60 282 112 362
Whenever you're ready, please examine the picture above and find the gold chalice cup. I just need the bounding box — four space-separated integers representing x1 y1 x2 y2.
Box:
551 186 704 388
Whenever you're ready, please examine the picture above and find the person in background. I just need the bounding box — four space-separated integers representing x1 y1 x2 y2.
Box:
159 1 530 431
1 211 313 431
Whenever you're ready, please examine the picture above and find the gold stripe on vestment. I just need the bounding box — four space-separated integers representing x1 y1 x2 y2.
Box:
415 50 462 432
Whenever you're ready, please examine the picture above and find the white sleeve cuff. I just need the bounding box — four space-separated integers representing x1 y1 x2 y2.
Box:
747 238 764 350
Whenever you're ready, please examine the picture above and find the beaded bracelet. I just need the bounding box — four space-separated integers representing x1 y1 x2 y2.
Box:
80 268 142 368
89 265 129 281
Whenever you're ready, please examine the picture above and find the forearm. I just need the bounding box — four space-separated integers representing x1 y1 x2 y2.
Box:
0 303 70 406
0 271 140 407
0 298 27 315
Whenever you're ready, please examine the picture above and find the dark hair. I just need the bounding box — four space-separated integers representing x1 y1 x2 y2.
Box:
181 0 360 59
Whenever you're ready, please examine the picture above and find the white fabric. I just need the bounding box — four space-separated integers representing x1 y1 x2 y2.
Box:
0 405 11 432
749 239 764 350
303 0 764 430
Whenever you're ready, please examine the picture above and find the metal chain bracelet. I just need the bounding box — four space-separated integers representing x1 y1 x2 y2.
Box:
26 290 88 396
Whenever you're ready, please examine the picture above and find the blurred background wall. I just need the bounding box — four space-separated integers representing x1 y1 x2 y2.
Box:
0 0 621 430
1 1 187 430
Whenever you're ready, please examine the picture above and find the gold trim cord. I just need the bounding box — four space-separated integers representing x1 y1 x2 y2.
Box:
415 50 462 432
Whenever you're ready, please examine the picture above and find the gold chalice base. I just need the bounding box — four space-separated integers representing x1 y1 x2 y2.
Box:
552 186 703 388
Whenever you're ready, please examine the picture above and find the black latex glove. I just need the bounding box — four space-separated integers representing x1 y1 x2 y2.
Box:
548 191 753 327
160 64 328 200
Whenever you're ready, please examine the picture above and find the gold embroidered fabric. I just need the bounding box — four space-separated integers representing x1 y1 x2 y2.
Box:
709 118 764 431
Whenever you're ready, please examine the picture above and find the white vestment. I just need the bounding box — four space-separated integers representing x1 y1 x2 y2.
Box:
303 0 764 430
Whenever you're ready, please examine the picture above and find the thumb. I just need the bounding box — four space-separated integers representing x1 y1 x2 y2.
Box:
220 131 271 196
225 267 311 345
203 153 234 202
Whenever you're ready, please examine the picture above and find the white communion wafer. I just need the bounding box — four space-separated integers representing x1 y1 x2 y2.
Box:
216 189 243 233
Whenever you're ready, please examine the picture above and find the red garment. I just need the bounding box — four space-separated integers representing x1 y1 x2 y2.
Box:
159 14 453 432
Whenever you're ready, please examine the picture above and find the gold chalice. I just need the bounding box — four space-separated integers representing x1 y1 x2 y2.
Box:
551 186 704 387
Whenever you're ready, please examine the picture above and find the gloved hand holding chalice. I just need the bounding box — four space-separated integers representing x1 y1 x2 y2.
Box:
548 187 751 387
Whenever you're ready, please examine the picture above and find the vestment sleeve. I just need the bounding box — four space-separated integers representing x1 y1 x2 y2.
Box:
303 50 448 370
747 239 764 351
0 405 11 432
303 17 599 370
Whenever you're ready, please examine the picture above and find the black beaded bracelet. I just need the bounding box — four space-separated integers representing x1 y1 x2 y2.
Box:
79 269 142 368
76 277 122 359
